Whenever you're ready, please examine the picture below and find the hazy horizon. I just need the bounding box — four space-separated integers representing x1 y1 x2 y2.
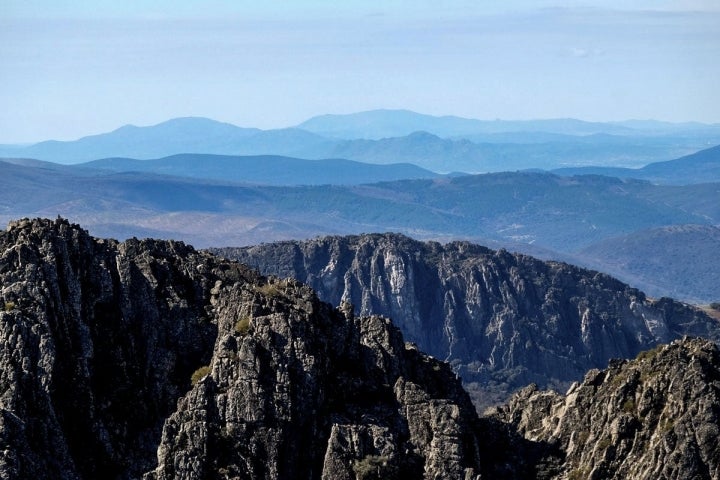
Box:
3 0 719 143
4 110 720 147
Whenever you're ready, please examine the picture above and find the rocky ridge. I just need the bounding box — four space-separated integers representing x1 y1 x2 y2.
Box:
0 219 484 479
492 337 720 479
212 233 720 407
3 219 720 480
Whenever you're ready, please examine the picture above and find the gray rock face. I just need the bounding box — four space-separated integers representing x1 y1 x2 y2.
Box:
492 337 720 480
147 298 482 480
0 218 483 479
0 218 219 479
213 233 720 408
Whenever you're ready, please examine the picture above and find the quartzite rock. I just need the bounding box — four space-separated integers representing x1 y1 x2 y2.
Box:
213 233 720 408
0 218 483 479
491 337 720 479
3 218 719 480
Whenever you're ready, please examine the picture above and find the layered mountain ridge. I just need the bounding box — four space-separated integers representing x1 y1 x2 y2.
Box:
3 112 718 172
213 233 720 407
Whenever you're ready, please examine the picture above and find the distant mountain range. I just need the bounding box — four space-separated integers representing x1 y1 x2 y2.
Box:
2 109 720 303
3 155 717 302
321 131 720 173
2 158 719 251
297 109 641 138
575 224 720 303
1 111 719 172
553 144 720 184
5 138 720 187
78 154 441 186
0 117 332 164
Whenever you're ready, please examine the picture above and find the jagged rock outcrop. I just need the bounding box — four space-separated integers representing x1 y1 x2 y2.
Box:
0 218 483 479
0 218 219 479
146 295 482 480
212 234 720 408
491 337 720 479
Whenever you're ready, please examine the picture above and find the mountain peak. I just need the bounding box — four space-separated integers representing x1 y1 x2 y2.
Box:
3 218 720 478
493 336 720 479
0 217 483 479
296 110 639 140
108 116 254 134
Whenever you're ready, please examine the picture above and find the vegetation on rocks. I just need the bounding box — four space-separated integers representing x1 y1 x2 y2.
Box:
190 366 211 385
214 233 720 409
2 218 719 480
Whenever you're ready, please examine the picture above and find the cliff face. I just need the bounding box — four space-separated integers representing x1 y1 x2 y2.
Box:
0 218 219 479
3 219 720 480
0 219 483 479
213 234 720 407
492 337 720 480
146 291 482 480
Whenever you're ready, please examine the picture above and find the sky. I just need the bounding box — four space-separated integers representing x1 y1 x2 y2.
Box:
1 0 719 143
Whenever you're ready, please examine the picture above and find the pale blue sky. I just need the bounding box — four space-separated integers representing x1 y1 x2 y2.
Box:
2 0 719 142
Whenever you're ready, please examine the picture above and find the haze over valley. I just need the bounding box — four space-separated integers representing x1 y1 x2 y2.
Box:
3 1 720 478
2 110 719 303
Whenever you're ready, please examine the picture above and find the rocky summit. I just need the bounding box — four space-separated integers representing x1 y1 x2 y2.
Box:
213 233 720 408
0 218 482 479
491 337 720 479
2 219 720 480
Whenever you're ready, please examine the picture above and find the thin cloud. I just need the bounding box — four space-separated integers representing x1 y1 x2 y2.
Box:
568 47 605 58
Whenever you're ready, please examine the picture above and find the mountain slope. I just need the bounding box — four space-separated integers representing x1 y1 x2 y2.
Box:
638 143 720 184
328 131 487 172
0 218 484 479
296 109 637 139
576 224 720 303
0 118 333 164
553 143 720 185
492 337 720 479
15 117 261 163
2 218 720 479
212 233 720 407
81 153 440 185
320 131 712 172
3 112 719 171
3 162 720 252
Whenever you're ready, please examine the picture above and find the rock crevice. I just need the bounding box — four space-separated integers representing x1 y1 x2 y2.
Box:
0 219 484 479
213 233 719 408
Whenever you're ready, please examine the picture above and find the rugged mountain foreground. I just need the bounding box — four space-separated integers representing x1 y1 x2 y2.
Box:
492 337 720 479
214 234 720 407
2 219 720 479
0 218 484 479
